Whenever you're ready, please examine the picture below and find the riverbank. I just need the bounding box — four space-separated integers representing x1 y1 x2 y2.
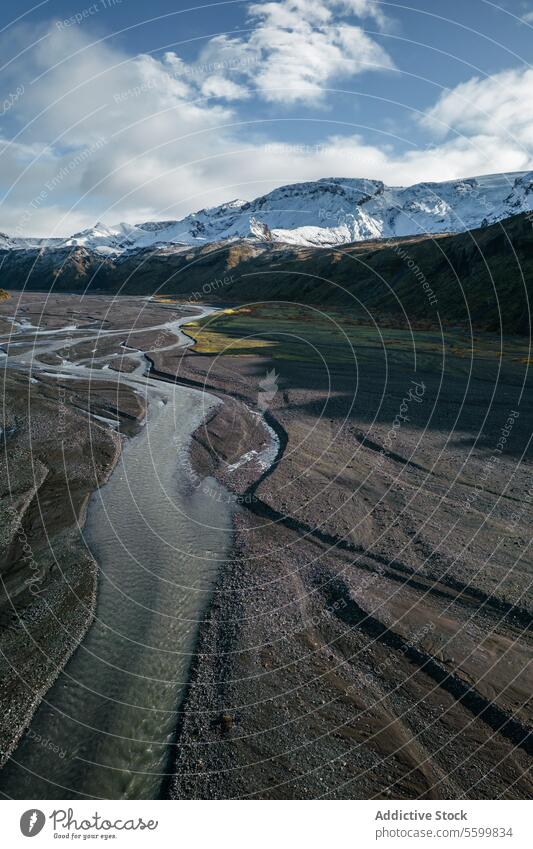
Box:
156 313 533 800
0 367 142 766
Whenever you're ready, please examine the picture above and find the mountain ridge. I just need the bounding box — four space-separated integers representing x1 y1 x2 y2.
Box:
1 210 532 336
3 171 533 255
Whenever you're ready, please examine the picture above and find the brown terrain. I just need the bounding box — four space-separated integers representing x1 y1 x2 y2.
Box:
0 289 531 800
149 312 533 800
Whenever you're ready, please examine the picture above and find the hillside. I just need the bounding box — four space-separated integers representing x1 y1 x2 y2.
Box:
1 212 531 334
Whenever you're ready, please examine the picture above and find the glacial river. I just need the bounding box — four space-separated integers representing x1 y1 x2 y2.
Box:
0 305 233 799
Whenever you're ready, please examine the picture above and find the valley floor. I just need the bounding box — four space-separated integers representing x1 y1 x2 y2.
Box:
153 305 533 799
1 295 531 799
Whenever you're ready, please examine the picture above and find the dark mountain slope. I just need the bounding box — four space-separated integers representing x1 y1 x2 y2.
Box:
1 212 531 334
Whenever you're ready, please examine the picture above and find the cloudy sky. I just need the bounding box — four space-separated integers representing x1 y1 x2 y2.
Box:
1 0 533 235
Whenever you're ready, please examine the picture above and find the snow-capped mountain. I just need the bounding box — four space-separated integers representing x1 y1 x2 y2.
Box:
0 232 63 250
4 171 533 255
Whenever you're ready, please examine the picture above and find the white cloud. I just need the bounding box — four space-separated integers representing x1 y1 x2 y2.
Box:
0 15 532 237
250 23 393 104
418 69 533 179
421 68 533 150
333 0 388 28
0 24 236 233
258 131 530 189
200 75 250 101
197 0 395 105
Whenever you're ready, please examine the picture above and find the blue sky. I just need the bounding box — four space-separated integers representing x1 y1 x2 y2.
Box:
1 0 533 234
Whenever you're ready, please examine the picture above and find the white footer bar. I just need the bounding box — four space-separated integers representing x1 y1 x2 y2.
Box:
2 799 530 848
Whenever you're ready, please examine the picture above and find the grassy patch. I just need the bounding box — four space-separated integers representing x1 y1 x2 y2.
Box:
183 310 275 355
185 304 531 374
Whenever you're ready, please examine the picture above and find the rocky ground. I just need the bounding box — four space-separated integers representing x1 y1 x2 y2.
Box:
153 323 533 800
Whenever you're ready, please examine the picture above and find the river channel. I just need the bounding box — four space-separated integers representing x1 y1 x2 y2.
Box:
0 305 233 799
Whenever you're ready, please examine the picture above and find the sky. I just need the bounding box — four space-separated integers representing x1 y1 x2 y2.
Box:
1 0 533 235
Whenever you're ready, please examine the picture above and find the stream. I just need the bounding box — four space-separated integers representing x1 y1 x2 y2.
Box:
0 304 234 799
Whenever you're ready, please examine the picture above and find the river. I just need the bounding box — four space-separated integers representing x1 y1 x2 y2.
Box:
0 304 233 799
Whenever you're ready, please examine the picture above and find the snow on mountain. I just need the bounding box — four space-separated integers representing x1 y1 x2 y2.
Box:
62 221 147 255
0 232 16 250
0 232 62 250
3 171 533 255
